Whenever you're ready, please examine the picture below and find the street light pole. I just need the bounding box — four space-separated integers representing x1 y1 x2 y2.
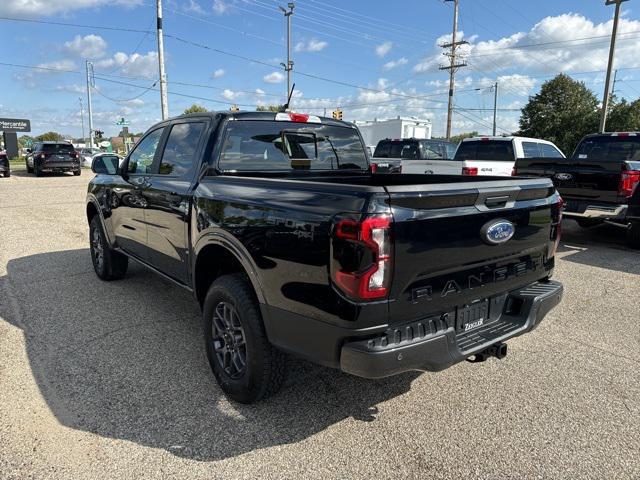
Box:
86 60 95 149
492 81 498 136
279 3 295 102
79 97 85 146
156 0 169 120
600 0 629 133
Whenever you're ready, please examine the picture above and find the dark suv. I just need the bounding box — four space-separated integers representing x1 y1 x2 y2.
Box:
0 150 9 178
26 141 81 176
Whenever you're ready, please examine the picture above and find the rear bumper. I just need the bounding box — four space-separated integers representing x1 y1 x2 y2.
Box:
340 280 563 378
40 162 80 172
563 203 627 220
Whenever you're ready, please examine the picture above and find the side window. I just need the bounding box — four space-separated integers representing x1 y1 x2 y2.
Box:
522 141 541 158
158 122 206 176
540 143 564 158
128 128 164 174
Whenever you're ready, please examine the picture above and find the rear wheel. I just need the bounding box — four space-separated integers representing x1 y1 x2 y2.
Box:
202 274 286 403
26 161 33 174
627 221 640 249
89 215 128 280
73 169 81 176
3 170 9 178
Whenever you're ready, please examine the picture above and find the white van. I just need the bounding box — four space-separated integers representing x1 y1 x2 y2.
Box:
373 138 459 175
454 136 565 176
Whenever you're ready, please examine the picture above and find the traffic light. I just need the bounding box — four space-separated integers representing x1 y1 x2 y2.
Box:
95 130 104 140
332 108 343 120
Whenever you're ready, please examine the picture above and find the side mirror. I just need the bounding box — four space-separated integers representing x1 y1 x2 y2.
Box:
91 155 119 175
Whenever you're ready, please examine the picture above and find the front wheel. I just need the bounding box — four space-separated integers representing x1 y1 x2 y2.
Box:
627 221 640 249
3 171 9 178
89 215 128 280
26 161 33 173
34 165 42 177
202 274 286 403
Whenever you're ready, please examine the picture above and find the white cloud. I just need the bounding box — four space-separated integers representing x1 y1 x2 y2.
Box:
383 57 408 71
294 39 329 53
183 0 205 14
212 68 225 79
38 59 78 73
415 14 640 76
95 52 158 79
54 84 86 94
263 71 285 84
375 41 393 58
4 0 142 16
64 34 107 59
212 0 229 15
221 89 243 101
255 88 266 96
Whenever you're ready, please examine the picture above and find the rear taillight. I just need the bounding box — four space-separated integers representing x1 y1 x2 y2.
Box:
619 169 640 198
462 166 478 176
370 163 378 173
39 153 46 159
550 195 563 258
511 166 517 176
332 214 392 300
70 152 78 159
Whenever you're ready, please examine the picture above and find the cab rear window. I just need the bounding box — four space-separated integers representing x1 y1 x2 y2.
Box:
218 121 368 171
574 136 640 161
454 140 515 162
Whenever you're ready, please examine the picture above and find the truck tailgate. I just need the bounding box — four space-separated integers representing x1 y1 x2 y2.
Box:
384 179 559 326
516 158 621 204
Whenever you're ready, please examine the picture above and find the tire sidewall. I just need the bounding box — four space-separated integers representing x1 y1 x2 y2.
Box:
202 277 268 403
89 216 108 278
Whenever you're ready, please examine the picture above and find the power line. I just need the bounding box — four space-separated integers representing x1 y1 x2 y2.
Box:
0 16 152 34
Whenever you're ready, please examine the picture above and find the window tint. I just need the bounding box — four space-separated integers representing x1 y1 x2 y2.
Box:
218 121 367 171
574 136 640 161
159 122 205 176
401 143 419 159
540 143 564 158
128 128 164 174
420 141 444 160
41 143 75 153
373 141 390 157
522 141 541 158
454 140 515 161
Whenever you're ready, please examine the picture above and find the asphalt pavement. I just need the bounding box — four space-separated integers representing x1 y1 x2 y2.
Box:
1 169 639 479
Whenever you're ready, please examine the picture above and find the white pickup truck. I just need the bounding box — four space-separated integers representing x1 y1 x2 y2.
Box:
456 136 565 177
371 138 459 175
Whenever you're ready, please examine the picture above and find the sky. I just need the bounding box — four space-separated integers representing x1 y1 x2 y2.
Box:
1 0 640 139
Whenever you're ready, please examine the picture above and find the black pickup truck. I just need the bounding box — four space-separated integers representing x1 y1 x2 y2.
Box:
86 111 563 403
515 132 640 248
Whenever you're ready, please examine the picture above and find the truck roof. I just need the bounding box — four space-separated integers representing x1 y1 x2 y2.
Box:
171 110 356 129
461 135 557 145
582 132 640 138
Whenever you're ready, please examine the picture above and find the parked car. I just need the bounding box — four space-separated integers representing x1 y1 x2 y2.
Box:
515 132 640 248
79 148 101 167
86 110 563 403
372 138 459 174
455 136 565 176
26 141 81 176
0 151 10 178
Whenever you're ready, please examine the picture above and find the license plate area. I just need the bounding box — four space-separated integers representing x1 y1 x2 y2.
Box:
456 299 489 333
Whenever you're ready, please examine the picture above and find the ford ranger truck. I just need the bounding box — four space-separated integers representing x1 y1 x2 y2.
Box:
515 132 640 248
86 111 564 403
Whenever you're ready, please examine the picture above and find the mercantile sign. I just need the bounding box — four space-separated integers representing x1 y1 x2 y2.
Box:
0 118 31 132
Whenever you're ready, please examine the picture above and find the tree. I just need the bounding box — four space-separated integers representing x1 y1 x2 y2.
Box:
184 104 208 114
35 131 64 142
439 131 478 143
606 98 640 132
256 104 285 112
18 135 34 148
519 74 598 156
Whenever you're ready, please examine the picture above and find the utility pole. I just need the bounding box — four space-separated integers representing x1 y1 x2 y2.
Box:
79 97 85 146
279 3 295 102
156 0 169 120
492 81 498 136
86 60 94 149
600 0 629 133
440 0 467 140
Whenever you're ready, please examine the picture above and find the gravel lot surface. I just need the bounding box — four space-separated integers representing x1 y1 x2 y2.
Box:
1 170 639 479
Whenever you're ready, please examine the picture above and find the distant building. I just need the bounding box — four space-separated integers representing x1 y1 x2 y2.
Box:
110 136 140 155
355 116 432 149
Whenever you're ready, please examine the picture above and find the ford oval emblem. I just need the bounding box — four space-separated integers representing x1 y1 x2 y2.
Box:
555 173 573 181
481 219 515 245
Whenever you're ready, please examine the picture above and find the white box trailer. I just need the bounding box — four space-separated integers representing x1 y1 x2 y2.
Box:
355 117 432 151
